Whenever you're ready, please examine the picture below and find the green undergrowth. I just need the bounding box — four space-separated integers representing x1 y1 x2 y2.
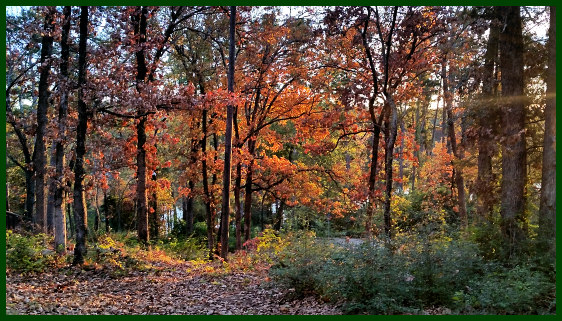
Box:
269 231 556 315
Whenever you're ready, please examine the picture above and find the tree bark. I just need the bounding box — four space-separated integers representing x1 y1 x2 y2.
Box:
382 98 398 239
244 140 256 241
46 143 56 233
538 6 556 261
133 6 149 244
201 108 215 259
498 6 526 256
33 8 55 232
219 6 236 259
476 19 499 221
73 6 89 265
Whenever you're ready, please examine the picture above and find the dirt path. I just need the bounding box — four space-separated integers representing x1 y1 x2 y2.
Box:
5 261 341 315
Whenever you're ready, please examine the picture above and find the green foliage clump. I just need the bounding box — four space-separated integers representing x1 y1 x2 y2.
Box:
452 264 556 314
6 230 60 273
159 237 207 261
270 232 554 315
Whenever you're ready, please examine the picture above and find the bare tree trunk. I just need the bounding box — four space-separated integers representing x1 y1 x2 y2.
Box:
498 6 526 256
73 6 89 265
34 8 55 232
538 6 556 261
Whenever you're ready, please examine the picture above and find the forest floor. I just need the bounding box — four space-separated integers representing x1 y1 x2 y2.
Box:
5 258 341 315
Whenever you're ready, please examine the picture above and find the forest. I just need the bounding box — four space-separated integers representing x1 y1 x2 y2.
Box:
5 6 556 315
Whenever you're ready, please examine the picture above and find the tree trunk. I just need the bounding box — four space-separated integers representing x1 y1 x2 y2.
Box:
274 200 285 231
442 58 467 228
24 169 35 221
47 143 56 233
133 6 149 244
476 19 499 221
94 188 101 233
538 6 556 261
185 183 195 235
382 98 398 239
201 108 215 259
498 6 526 256
33 8 55 232
54 6 70 251
365 103 384 238
218 6 236 259
244 140 256 241
234 163 242 249
73 6 89 265
104 190 110 233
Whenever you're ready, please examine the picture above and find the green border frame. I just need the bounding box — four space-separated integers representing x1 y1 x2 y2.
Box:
2 2 559 319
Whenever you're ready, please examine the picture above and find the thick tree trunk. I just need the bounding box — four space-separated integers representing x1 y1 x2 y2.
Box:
133 6 149 244
476 20 499 221
184 182 195 235
136 116 149 243
219 6 236 259
73 6 89 265
538 6 556 261
498 6 526 256
274 200 285 231
33 8 55 232
442 58 467 228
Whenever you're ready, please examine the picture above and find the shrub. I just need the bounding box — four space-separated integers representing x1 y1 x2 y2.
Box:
452 264 555 314
162 237 207 261
6 230 59 273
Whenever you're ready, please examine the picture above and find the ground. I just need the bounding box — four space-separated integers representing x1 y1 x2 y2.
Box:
5 259 341 315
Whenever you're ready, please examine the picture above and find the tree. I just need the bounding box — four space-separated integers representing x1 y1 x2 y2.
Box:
73 6 90 265
218 6 236 259
538 6 555 261
33 7 56 232
53 6 72 252
498 6 526 256
476 11 500 220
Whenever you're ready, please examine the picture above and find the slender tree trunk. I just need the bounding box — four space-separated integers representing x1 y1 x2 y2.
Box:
201 108 215 259
244 140 256 241
383 98 398 239
234 163 242 249
73 6 89 265
442 58 467 228
538 6 556 261
47 143 56 233
104 190 109 233
498 6 526 256
218 6 236 259
24 169 35 221
365 104 384 238
476 20 499 221
33 8 55 232
94 187 101 233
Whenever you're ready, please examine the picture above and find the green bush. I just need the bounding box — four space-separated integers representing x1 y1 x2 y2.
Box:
161 237 207 261
452 264 555 314
6 230 58 273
